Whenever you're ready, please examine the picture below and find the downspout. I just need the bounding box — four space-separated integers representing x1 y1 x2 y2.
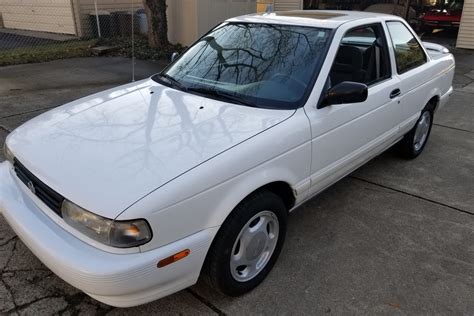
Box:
94 0 102 38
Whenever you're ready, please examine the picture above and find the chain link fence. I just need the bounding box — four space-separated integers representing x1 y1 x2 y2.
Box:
0 0 263 68
0 0 153 67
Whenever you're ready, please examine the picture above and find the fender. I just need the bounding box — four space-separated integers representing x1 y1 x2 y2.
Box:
120 109 313 250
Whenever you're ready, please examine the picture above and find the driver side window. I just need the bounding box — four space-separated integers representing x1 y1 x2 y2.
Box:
329 24 391 87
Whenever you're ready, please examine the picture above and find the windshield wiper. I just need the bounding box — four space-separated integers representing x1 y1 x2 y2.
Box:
187 87 258 108
155 73 187 91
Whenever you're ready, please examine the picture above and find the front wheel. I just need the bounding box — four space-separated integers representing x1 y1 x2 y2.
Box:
397 109 433 159
203 190 287 296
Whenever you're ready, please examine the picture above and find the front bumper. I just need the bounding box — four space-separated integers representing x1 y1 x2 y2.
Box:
0 161 218 307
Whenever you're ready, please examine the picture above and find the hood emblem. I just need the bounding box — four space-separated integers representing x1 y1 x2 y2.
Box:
27 181 36 194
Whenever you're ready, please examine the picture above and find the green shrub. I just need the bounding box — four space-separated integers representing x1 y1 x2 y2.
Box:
0 40 97 67
97 35 185 61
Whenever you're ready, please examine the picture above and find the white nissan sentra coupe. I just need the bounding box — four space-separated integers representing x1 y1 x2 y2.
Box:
0 11 454 307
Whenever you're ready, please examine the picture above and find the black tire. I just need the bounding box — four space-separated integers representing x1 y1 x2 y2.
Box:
397 108 434 159
203 190 287 296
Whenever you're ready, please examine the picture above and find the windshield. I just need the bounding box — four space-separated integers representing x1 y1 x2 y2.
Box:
154 23 332 109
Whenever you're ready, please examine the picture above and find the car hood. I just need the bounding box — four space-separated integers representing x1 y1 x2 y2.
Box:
7 79 294 218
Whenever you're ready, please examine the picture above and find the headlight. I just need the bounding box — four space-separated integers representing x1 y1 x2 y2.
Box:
61 200 152 248
3 142 14 164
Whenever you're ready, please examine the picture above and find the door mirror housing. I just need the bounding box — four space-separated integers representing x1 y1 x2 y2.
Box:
319 81 368 108
170 52 179 62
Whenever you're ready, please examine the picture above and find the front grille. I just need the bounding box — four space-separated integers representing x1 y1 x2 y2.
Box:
13 159 64 216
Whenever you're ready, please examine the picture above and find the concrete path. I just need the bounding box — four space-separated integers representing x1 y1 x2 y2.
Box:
0 54 473 315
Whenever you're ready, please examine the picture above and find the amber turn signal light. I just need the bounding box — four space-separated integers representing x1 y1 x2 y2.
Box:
157 249 190 268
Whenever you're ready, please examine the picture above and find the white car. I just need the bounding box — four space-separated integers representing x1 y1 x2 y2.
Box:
0 11 454 307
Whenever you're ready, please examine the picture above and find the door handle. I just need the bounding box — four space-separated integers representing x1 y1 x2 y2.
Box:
390 88 401 99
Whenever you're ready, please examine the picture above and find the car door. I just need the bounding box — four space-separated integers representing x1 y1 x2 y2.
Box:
385 20 433 135
304 22 402 196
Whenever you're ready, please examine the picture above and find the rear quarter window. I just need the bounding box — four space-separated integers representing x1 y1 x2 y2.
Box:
386 21 426 74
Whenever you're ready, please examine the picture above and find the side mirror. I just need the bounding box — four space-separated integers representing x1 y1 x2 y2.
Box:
170 52 179 62
319 81 368 108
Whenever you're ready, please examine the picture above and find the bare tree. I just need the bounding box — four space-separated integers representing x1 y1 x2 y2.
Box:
143 0 169 49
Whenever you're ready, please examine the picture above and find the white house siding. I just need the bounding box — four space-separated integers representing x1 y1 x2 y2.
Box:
167 0 199 46
78 0 142 14
273 0 302 11
168 0 256 46
196 0 257 37
457 0 474 49
0 0 76 34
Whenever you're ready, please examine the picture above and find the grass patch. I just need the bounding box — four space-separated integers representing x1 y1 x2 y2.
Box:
98 35 185 61
0 35 184 67
0 39 98 67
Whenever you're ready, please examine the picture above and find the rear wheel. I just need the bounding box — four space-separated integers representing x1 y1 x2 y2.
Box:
397 108 433 159
203 190 287 296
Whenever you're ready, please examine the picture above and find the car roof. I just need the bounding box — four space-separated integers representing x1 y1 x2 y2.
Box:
227 10 397 29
